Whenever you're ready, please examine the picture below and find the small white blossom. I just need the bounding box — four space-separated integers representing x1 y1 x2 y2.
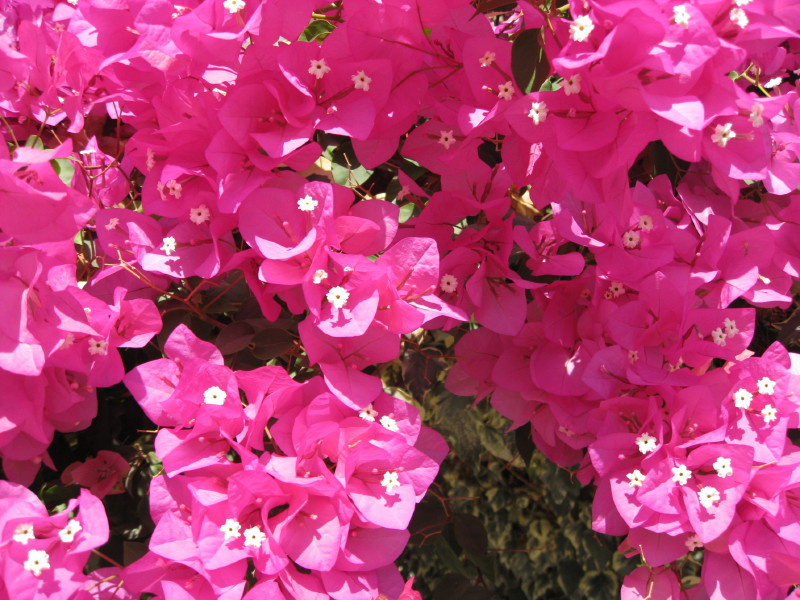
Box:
635 433 658 454
88 338 109 356
23 549 50 577
12 523 35 544
297 195 318 212
497 81 515 101
671 464 692 486
58 519 82 543
381 471 401 495
161 236 177 256
312 269 328 284
698 486 721 508
203 386 227 405
326 286 349 309
380 415 399 432
713 456 733 478
734 0 752 4
562 74 581 96
608 281 626 299
66 0 78 6
628 350 639 364
166 179 182 199
711 123 736 148
359 404 378 422
627 469 646 488
711 327 727 347
757 377 776 395
673 4 691 28
105 217 120 231
243 525 266 548
308 58 331 79
439 274 458 294
622 230 640 249
438 130 456 150
733 388 753 409
685 533 703 550
220 518 242 541
189 204 211 225
763 77 783 89
639 215 653 231
723 318 739 337
729 7 748 28
223 0 245 13
528 101 548 125
478 50 496 67
351 70 372 91
761 404 778 424
749 102 764 127
569 15 594 42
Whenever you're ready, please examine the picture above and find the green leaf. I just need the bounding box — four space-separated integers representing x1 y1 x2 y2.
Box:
331 143 373 188
24 135 44 149
52 158 75 186
299 19 335 42
511 29 550 94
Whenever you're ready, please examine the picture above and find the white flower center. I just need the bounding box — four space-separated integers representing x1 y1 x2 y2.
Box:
757 377 776 395
672 4 690 28
220 518 242 541
635 432 657 454
13 523 35 544
671 464 692 486
297 195 318 212
23 549 50 577
58 519 82 543
528 101 548 125
439 274 458 293
223 0 246 13
729 7 748 28
243 525 266 548
562 74 581 96
438 130 455 150
351 70 372 91
761 404 777 424
380 415 399 432
88 338 109 356
203 386 227 405
497 81 514 101
326 286 349 309
733 388 753 409
161 236 177 256
381 471 401 494
626 469 646 488
698 486 721 508
189 204 211 225
622 230 640 249
308 59 331 79
569 15 594 42
312 269 328 284
711 123 735 148
713 456 733 478
479 51 496 67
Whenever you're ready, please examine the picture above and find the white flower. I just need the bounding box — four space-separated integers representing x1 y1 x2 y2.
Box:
223 0 245 13
189 204 211 225
312 269 328 284
380 415 399 432
497 81 515 101
698 486 721 508
749 102 764 127
12 523 35 544
297 195 318 212
622 230 640 249
478 50 496 67
439 274 458 294
381 471 401 495
438 130 456 150
685 533 703 550
88 338 109 356
713 456 733 478
308 58 331 79
220 518 242 541
729 7 748 28
638 215 653 231
763 76 783 89
757 377 776 395
166 179 182 199
711 327 727 347
723 318 739 337
359 404 378 422
58 519 82 543
528 101 548 125
671 464 692 486
761 404 777 424
626 469 646 488
569 15 594 42
243 525 266 548
326 286 349 309
23 549 50 577
733 388 753 409
203 386 227 405
628 350 639 364
562 74 581 96
161 236 177 256
711 123 735 148
66 0 78 6
105 217 120 231
673 4 690 28
734 0 752 4
351 70 372 91
635 432 657 454
608 281 625 298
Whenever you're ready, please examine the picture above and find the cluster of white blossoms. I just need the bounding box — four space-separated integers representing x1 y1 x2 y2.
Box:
732 376 778 424
711 318 739 347
219 518 267 548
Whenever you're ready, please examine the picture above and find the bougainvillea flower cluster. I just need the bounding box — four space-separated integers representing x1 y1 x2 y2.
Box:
1 0 799 598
